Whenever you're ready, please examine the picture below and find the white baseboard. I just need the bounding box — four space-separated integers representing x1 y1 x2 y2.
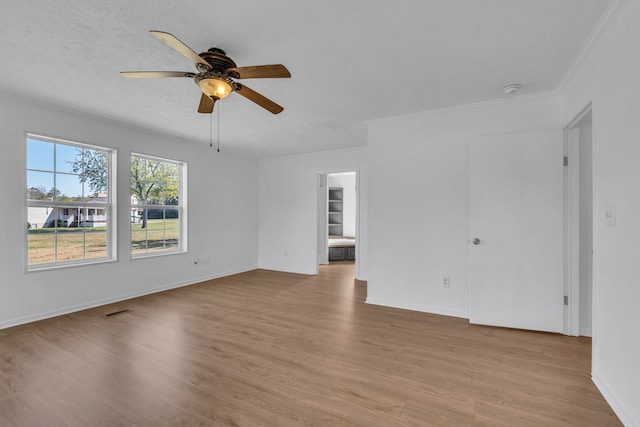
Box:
365 297 468 319
0 265 257 330
579 327 592 337
592 372 636 426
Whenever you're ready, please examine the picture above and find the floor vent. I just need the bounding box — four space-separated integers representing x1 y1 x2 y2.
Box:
103 309 131 318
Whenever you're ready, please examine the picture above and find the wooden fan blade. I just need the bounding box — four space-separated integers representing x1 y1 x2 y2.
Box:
228 64 291 79
235 83 284 114
150 30 210 68
120 71 195 79
198 93 215 114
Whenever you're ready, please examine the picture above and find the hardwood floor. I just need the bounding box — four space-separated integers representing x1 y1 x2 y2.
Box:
0 263 621 426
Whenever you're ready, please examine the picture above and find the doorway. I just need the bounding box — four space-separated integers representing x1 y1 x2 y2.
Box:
565 107 593 337
316 170 359 276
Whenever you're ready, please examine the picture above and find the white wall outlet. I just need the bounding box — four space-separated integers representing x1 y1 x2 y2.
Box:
192 257 198 265
442 277 450 288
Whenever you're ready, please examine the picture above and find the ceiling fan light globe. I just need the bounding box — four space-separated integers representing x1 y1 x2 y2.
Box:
198 78 233 100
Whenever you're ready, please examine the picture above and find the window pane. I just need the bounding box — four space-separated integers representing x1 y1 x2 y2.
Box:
86 229 107 259
44 208 62 229
55 143 79 174
57 206 76 228
27 139 54 171
28 230 55 265
146 216 166 251
131 207 148 254
27 206 53 230
81 148 109 197
27 171 54 201
131 229 147 254
57 229 85 262
55 173 84 201
165 209 179 250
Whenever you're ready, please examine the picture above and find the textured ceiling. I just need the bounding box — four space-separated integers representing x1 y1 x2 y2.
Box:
0 0 611 157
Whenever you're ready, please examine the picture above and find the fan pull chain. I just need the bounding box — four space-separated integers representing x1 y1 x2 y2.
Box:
209 112 213 148
217 102 221 152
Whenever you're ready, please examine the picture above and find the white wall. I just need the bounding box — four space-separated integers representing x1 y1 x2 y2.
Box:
579 116 593 337
328 172 356 237
0 94 259 329
562 1 640 424
365 94 562 319
258 148 367 279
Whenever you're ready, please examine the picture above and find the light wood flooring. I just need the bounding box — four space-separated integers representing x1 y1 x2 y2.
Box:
0 263 621 426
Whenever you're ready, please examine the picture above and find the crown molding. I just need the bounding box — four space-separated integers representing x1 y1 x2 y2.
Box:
364 89 560 128
556 0 630 92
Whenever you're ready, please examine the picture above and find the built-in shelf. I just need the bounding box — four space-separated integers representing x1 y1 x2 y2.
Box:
328 187 343 237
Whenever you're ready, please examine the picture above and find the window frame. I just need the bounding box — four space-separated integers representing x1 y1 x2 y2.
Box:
129 152 187 259
25 133 117 271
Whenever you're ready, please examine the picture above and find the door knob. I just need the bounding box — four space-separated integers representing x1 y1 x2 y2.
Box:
472 238 481 245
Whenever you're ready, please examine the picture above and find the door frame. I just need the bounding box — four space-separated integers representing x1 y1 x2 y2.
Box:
563 103 594 336
315 168 360 277
317 174 329 266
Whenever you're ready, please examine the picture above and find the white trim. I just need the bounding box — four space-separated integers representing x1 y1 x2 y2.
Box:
590 100 600 378
592 373 636 427
26 258 118 274
579 327 592 337
28 200 108 208
565 126 581 336
563 104 593 337
27 132 114 153
563 132 570 335
130 151 186 165
0 266 257 331
565 102 594 130
130 247 185 260
364 90 559 127
365 297 468 320
316 174 329 268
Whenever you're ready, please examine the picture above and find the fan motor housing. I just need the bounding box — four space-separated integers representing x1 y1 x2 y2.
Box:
199 49 237 73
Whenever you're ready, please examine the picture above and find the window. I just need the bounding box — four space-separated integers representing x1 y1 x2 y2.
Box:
130 153 185 257
26 135 114 269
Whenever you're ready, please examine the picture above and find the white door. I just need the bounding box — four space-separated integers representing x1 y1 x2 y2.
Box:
469 130 564 333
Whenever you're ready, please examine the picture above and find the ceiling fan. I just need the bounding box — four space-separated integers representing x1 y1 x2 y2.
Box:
121 31 291 114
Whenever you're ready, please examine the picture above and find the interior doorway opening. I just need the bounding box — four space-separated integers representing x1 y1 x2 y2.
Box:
317 170 359 276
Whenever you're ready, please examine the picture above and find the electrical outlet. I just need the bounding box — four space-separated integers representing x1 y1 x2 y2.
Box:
192 257 198 265
442 277 450 288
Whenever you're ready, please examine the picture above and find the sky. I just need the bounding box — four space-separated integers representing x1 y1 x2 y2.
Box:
27 137 96 198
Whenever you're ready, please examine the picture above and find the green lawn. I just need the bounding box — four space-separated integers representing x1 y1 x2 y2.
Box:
131 219 179 254
28 227 107 265
27 219 179 265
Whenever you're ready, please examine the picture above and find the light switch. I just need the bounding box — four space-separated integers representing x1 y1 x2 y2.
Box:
605 205 616 227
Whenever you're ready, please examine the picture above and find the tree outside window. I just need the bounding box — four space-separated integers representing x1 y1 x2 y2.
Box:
130 154 184 256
